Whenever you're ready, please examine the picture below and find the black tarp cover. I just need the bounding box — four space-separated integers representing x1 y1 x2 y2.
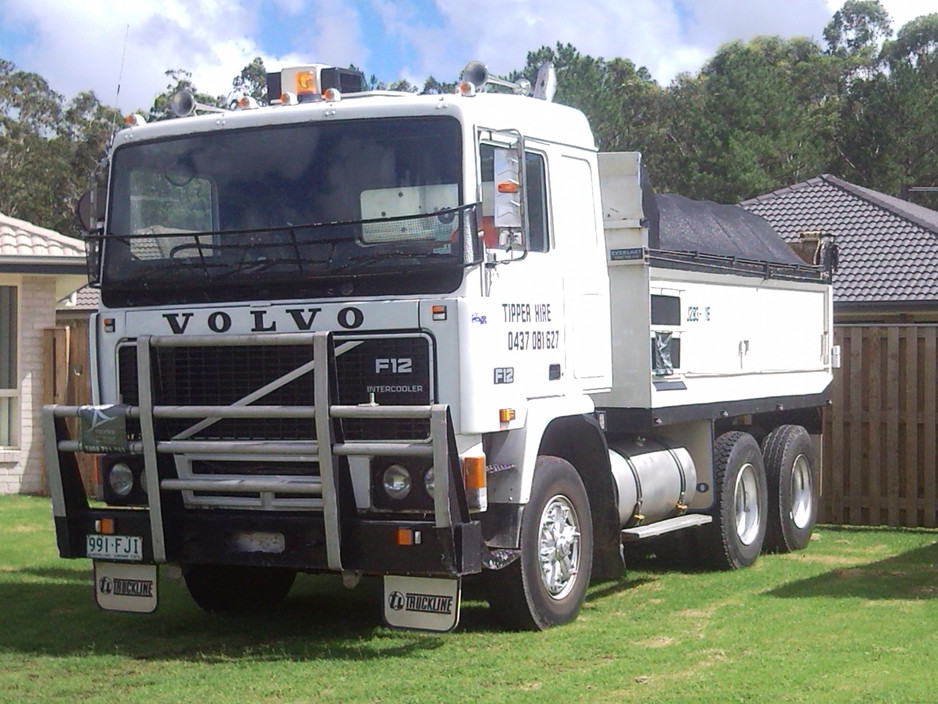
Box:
650 192 804 267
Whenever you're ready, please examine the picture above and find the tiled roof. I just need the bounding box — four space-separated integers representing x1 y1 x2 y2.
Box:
58 285 99 311
0 212 84 259
741 176 938 306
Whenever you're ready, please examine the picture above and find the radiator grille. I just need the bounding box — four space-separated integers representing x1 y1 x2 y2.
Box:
117 334 433 441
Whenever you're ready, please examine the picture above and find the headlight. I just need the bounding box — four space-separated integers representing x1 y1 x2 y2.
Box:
382 464 412 500
424 467 435 497
108 462 134 497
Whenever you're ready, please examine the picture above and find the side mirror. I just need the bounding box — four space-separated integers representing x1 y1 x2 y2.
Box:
493 148 523 230
76 188 106 286
76 188 106 234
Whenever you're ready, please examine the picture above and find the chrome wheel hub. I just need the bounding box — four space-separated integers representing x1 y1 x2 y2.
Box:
734 462 761 546
790 454 813 529
537 495 581 599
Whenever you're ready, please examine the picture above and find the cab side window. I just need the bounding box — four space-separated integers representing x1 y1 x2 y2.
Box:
524 153 548 252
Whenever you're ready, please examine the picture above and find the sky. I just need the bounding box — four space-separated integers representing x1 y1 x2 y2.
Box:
0 0 934 114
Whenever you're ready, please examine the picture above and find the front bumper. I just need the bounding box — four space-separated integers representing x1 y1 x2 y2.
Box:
44 331 482 578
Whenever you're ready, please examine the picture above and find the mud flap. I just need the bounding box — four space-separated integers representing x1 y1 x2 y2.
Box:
93 561 158 614
382 575 461 632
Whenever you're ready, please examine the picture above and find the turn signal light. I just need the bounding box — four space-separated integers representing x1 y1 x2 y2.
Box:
497 182 519 194
499 408 516 423
95 518 115 535
395 528 422 546
462 456 488 512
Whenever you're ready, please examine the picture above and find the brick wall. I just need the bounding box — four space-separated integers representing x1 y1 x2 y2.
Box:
0 275 57 494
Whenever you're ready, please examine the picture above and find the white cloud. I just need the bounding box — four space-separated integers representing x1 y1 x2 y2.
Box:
0 0 366 112
382 0 835 87
681 0 832 47
1 0 248 110
289 0 369 73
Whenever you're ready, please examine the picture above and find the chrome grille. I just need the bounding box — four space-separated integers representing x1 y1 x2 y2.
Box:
117 334 433 441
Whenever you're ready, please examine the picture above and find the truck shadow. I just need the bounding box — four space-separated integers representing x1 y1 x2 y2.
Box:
767 539 938 601
0 573 446 661
1 565 662 658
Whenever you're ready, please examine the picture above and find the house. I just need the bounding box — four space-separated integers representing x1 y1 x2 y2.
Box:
741 174 938 322
0 213 86 494
741 176 938 528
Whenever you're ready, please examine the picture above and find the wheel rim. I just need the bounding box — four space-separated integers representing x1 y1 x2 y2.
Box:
789 454 814 529
734 463 761 546
537 494 581 600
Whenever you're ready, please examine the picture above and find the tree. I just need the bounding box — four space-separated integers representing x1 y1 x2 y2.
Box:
831 13 938 206
824 0 892 59
517 43 663 155
0 59 121 235
0 60 68 229
420 76 455 95
883 12 938 72
650 36 841 202
231 56 268 104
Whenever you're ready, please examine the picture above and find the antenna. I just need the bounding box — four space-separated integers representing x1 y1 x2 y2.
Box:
115 25 130 113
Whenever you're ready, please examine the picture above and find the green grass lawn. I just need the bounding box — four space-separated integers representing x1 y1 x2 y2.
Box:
2 494 937 703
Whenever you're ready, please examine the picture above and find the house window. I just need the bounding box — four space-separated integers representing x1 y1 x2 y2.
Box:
0 285 17 447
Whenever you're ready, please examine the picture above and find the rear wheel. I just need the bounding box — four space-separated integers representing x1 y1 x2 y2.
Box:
485 456 593 630
184 565 296 612
700 431 767 570
762 425 817 553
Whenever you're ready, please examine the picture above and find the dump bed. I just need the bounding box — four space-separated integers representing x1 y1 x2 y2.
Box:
593 152 833 424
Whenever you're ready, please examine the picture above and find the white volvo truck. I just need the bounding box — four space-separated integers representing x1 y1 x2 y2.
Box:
45 62 834 631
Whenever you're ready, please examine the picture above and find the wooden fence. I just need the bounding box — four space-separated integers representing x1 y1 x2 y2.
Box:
41 322 96 495
822 325 938 527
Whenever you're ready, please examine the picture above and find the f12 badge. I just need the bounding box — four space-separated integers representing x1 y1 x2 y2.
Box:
494 367 514 384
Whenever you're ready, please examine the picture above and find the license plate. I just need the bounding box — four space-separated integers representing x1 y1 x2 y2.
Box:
86 534 143 561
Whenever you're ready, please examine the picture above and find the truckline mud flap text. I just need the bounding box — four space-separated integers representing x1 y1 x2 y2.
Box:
94 561 158 614
383 575 461 632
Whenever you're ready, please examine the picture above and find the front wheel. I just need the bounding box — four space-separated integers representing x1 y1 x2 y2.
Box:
485 456 593 630
700 431 768 570
762 425 817 553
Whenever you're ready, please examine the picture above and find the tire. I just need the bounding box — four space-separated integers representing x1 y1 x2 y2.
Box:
183 564 296 612
485 456 593 630
700 431 767 570
762 425 817 553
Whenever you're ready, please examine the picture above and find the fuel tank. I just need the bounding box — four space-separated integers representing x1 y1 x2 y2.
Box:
607 437 696 528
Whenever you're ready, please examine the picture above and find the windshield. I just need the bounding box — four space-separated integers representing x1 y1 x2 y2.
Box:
101 116 476 306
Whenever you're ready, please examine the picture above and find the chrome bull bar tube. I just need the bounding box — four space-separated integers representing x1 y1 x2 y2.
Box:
44 330 460 573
